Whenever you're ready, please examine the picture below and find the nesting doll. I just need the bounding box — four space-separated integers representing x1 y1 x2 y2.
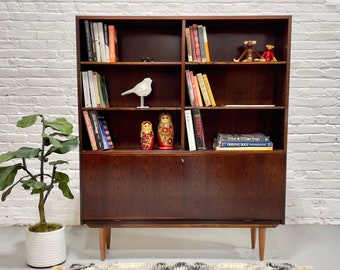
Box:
140 121 154 150
157 112 174 150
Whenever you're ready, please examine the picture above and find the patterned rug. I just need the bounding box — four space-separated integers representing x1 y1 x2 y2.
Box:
52 262 312 270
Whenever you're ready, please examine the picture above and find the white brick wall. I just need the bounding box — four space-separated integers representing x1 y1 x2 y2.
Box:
0 0 339 226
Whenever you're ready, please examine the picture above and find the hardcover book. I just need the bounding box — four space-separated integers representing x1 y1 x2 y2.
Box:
192 108 206 150
185 109 196 151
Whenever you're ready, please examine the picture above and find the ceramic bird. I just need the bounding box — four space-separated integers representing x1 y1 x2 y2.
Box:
121 78 152 97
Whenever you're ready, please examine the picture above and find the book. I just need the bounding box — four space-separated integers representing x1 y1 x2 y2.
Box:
98 22 109 62
215 141 273 148
196 73 211 107
192 108 206 150
216 132 270 142
198 25 207 62
185 110 196 151
202 74 216 107
193 75 203 107
189 71 202 107
185 27 193 62
108 25 118 62
98 115 114 150
185 70 195 106
83 111 98 151
84 20 94 61
189 26 197 62
93 22 101 62
191 24 202 62
89 21 97 62
202 26 211 62
81 71 91 108
87 70 96 107
103 23 110 63
91 71 101 107
97 74 109 107
213 145 273 151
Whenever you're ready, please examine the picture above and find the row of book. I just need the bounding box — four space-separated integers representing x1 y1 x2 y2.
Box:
213 133 273 151
83 111 114 151
185 70 216 107
84 20 118 62
185 109 206 151
81 70 109 108
185 24 211 62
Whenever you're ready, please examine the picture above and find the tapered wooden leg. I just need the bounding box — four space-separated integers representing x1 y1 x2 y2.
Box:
105 227 111 249
251 227 257 249
99 227 109 261
258 227 266 261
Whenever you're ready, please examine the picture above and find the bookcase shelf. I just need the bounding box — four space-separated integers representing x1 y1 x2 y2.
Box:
76 15 291 261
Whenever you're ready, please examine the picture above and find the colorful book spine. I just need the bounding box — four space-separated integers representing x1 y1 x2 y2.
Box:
216 141 273 147
83 111 97 151
98 116 114 149
192 108 206 151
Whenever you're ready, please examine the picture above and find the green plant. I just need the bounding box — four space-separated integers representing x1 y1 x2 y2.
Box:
0 114 79 232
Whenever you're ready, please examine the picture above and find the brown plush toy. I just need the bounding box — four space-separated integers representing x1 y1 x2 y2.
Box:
233 40 264 62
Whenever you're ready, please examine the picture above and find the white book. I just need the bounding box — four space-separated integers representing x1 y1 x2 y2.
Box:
98 22 108 62
93 22 101 62
81 71 91 108
185 109 197 151
87 70 97 107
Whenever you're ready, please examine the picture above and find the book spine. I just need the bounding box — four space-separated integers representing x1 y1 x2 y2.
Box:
87 70 96 108
84 20 94 61
216 133 270 142
217 141 273 147
82 111 98 151
185 27 193 62
198 25 207 62
185 109 196 151
189 71 200 107
91 71 101 107
213 146 273 151
185 70 195 107
103 23 110 62
202 26 211 62
196 73 211 107
99 116 114 149
108 25 117 62
98 22 108 62
89 21 97 62
192 24 202 62
81 71 91 108
189 26 197 62
192 108 206 150
202 74 216 107
93 22 101 62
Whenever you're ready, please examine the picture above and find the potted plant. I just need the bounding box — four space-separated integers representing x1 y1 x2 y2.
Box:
0 114 79 267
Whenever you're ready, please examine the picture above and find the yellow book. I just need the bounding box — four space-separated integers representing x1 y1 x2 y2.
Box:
202 74 216 107
202 26 211 62
196 73 211 107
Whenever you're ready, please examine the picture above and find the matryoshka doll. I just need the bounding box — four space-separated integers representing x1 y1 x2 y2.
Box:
140 121 154 150
157 112 174 150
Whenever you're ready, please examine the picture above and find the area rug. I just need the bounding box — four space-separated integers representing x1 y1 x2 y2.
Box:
52 262 312 270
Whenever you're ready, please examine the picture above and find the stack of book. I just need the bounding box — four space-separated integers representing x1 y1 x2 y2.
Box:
83 111 114 151
84 20 118 62
81 70 109 108
185 23 210 62
213 133 273 151
185 70 216 107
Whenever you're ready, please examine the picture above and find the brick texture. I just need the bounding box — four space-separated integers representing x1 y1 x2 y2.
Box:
0 0 339 226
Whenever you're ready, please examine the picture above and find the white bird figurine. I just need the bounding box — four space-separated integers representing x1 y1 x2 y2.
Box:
121 78 153 108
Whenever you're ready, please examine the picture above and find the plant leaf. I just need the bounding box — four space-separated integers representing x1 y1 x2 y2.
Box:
49 160 68 166
0 152 16 164
55 171 74 199
44 134 62 148
46 137 79 156
46 118 73 135
14 147 40 159
17 115 38 128
21 179 46 191
0 164 22 191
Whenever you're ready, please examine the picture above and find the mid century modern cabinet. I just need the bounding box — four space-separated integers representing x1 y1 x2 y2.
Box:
76 15 291 261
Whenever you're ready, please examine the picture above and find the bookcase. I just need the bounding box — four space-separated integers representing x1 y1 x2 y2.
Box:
76 16 291 261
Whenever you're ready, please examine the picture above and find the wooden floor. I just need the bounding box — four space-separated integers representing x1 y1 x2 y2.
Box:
0 224 339 270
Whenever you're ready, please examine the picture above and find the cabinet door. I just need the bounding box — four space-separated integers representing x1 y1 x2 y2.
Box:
81 153 285 223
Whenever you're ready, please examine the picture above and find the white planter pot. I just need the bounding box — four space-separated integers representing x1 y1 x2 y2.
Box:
25 225 66 268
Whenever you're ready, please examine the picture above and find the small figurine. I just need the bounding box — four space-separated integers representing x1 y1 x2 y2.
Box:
233 40 264 62
157 112 174 150
140 121 154 150
261 44 277 62
121 77 152 108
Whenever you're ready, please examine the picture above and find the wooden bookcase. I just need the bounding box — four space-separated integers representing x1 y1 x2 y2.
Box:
76 16 291 261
